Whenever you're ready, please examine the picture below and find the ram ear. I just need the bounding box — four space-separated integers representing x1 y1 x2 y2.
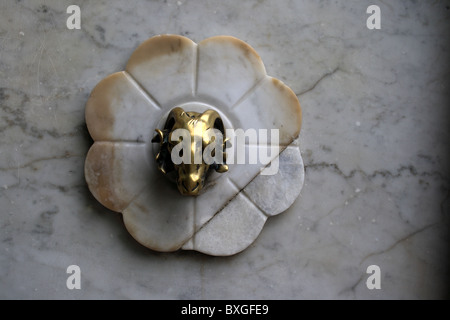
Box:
215 164 228 173
165 107 189 131
151 129 164 144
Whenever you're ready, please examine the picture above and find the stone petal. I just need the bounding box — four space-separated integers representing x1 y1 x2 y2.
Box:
85 71 161 143
123 179 195 252
185 192 267 256
225 145 281 189
196 36 266 108
243 145 304 216
126 35 197 108
230 76 302 145
193 176 239 230
84 142 151 212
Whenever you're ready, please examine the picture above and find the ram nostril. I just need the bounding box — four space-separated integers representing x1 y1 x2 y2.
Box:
180 181 200 192
191 182 200 192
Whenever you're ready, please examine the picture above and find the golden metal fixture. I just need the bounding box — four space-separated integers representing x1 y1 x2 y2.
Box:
152 107 228 196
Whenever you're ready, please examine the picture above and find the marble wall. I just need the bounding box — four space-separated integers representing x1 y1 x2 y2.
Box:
0 0 448 299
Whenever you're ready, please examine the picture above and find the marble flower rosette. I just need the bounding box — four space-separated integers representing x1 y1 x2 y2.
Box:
85 34 304 256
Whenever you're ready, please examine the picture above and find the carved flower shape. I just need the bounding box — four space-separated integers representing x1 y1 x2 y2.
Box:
85 35 304 256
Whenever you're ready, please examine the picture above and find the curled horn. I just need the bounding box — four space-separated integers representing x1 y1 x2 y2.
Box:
151 129 164 144
200 110 228 173
152 108 189 175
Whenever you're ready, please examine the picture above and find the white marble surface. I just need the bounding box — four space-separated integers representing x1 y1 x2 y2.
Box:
0 0 449 299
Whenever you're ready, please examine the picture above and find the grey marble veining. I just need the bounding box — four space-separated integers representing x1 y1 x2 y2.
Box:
0 0 449 299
